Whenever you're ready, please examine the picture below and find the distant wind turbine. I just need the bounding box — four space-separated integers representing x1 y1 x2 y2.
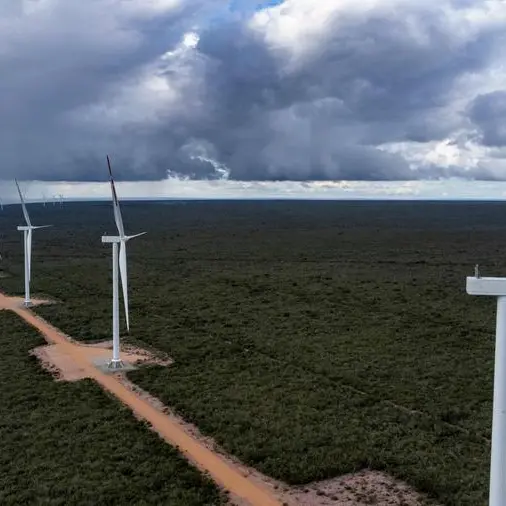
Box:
52 194 63 207
15 180 51 307
102 156 145 369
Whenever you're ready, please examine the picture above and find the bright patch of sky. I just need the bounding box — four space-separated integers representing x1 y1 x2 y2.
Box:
4 179 506 205
229 0 285 13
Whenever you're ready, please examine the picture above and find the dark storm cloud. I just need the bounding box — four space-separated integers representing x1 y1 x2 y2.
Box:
1 0 506 181
0 0 220 181
189 2 505 180
469 91 506 147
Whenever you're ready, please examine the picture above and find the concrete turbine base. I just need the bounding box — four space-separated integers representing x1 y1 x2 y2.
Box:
93 357 137 374
108 359 125 370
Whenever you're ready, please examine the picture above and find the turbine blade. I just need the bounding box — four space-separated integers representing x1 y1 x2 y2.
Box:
125 232 146 241
119 241 129 332
32 225 52 230
27 228 32 283
106 156 125 237
15 180 31 227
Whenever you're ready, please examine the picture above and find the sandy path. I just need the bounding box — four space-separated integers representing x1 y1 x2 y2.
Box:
0 294 281 506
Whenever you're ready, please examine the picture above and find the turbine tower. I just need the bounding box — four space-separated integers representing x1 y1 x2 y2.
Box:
52 194 63 207
102 156 145 369
467 268 506 505
15 180 51 307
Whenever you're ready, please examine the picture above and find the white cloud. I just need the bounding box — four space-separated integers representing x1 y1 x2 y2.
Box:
250 0 506 72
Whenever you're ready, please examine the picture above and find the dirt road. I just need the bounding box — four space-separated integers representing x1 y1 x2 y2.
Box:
0 294 282 506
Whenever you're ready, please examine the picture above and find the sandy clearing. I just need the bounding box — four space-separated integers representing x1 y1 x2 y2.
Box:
32 344 151 381
286 470 430 505
0 296 53 309
0 293 281 506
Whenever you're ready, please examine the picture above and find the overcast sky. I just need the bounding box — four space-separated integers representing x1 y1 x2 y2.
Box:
2 0 506 199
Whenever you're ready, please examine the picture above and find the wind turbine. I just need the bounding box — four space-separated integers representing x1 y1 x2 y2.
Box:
52 194 63 207
15 180 51 307
467 266 506 505
102 156 145 369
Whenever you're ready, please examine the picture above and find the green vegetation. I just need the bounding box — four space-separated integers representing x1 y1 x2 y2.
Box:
0 311 225 505
1 199 503 505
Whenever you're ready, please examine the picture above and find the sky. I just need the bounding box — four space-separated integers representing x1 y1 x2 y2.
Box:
3 0 506 200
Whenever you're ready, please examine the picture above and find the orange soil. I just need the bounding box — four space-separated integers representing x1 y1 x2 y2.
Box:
0 294 281 506
32 344 150 381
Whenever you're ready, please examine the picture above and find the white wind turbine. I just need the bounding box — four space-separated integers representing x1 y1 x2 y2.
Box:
15 180 51 307
467 265 506 505
102 156 145 369
52 194 63 207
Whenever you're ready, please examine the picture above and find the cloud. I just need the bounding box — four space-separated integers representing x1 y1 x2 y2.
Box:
2 0 506 182
0 0 216 180
469 91 506 147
